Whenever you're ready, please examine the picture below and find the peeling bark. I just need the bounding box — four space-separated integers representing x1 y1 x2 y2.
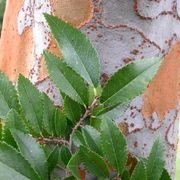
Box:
0 0 179 178
143 43 180 120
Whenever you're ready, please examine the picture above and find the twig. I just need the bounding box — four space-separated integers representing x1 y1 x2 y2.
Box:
37 137 70 146
69 97 100 152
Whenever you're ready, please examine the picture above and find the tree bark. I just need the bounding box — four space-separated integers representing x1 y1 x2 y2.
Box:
0 0 179 178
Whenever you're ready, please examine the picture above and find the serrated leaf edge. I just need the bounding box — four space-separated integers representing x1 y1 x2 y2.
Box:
101 58 162 106
10 129 48 180
0 141 41 180
79 145 109 178
44 14 100 87
44 51 88 106
100 118 128 174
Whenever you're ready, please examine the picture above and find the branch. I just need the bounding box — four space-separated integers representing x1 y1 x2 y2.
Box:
69 96 100 152
37 137 69 146
72 96 99 134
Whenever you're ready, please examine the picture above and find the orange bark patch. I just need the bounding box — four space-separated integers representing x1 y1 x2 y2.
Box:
51 0 94 28
0 0 34 82
0 0 94 82
142 42 180 121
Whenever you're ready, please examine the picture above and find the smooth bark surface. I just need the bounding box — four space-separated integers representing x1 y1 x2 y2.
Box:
0 0 180 178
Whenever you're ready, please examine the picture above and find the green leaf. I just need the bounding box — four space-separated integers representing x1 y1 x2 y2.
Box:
3 127 18 148
44 52 88 105
67 151 81 180
47 146 59 173
64 176 76 180
11 130 49 180
44 14 100 87
82 125 102 155
0 72 20 119
0 121 2 140
130 161 147 180
79 146 109 178
0 163 29 180
17 75 43 134
121 169 130 180
0 92 11 119
72 130 86 147
92 104 104 117
90 117 102 131
64 96 83 124
88 86 96 105
160 169 171 180
42 93 56 136
88 86 101 105
59 145 72 166
3 110 27 147
54 109 67 137
0 142 40 180
100 58 162 108
0 0 5 31
97 178 109 180
6 109 27 133
43 145 56 158
147 137 165 180
100 117 127 174
97 101 130 119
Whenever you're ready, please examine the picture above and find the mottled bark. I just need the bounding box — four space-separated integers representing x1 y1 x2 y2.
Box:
0 0 179 178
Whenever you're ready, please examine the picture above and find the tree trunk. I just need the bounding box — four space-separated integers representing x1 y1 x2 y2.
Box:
0 0 179 178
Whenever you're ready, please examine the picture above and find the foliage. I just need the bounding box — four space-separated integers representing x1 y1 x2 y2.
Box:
0 14 169 179
0 0 5 32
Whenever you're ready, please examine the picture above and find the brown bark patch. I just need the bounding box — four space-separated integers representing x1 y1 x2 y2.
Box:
51 0 94 28
127 153 138 174
118 122 129 136
0 0 34 82
78 167 86 180
142 42 180 121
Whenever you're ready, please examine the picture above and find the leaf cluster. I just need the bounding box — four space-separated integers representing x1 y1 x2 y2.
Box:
0 14 170 180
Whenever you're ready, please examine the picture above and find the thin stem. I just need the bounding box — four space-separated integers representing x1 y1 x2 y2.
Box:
69 96 100 152
36 137 69 146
